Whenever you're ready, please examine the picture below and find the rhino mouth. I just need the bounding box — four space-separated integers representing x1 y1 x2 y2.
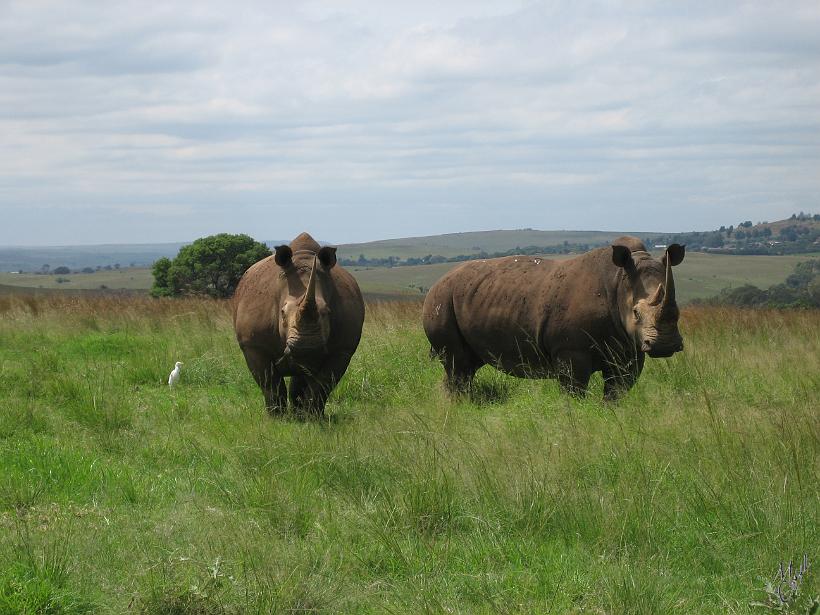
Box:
286 329 326 351
642 340 684 358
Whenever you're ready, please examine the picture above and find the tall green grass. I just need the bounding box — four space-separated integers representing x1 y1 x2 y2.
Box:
0 295 817 613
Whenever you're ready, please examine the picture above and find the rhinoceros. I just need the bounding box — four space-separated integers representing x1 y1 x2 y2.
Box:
233 232 365 415
422 236 685 400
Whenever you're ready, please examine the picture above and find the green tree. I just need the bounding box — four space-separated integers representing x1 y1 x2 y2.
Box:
786 259 819 289
151 257 173 297
702 232 724 248
151 234 271 298
808 277 820 305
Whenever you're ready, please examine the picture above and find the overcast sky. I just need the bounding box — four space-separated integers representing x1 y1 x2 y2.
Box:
1 1 819 246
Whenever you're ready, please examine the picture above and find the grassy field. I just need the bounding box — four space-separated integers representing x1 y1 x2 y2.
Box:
1 252 812 304
0 269 153 291
0 244 188 273
0 295 817 613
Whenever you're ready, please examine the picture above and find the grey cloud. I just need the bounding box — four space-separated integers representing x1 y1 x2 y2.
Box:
0 7 220 76
0 0 818 245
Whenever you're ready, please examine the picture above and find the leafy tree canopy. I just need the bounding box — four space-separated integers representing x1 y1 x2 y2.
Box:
151 233 271 298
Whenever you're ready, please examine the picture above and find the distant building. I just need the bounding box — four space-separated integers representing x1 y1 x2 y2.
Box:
653 244 667 249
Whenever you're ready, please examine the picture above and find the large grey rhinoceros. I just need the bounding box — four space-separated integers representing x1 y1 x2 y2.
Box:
233 232 364 415
422 236 685 400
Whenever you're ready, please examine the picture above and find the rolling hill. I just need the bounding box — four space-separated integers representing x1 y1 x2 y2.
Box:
336 229 638 261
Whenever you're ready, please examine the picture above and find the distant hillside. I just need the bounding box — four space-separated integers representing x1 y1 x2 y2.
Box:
337 216 818 268
0 239 290 273
337 229 638 263
3 214 816 277
0 243 188 273
693 258 819 308
644 213 819 255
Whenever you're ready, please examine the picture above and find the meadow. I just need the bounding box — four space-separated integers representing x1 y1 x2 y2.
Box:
0 269 154 292
0 295 817 613
1 251 812 304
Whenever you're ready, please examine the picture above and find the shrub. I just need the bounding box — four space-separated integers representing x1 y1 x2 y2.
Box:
150 233 271 298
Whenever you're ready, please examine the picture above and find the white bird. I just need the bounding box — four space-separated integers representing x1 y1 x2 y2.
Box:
168 361 183 387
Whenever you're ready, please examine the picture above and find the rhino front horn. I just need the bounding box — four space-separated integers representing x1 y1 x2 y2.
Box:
301 256 318 313
661 252 675 311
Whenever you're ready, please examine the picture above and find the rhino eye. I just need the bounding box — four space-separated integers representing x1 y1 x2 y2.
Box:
633 308 641 322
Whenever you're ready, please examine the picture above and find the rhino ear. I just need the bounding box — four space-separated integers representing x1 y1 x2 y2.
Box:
274 245 293 268
663 244 685 267
318 246 337 270
612 245 634 269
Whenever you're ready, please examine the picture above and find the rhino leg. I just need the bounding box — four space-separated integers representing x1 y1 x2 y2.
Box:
438 349 480 396
427 331 482 396
290 354 353 416
289 373 319 414
602 353 645 401
267 379 288 414
424 295 483 396
555 351 592 397
240 345 287 414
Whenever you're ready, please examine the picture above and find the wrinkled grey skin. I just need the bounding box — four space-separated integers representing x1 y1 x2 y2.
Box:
233 232 365 415
422 237 685 400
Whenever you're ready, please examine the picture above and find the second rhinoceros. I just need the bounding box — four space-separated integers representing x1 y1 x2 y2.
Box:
422 236 685 400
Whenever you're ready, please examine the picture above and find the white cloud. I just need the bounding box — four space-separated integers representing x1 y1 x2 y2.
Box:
0 0 818 244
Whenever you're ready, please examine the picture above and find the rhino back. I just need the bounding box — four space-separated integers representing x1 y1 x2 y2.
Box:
233 255 287 348
425 251 618 372
325 265 365 352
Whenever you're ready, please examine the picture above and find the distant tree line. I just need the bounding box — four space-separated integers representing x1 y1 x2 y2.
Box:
339 242 602 269
643 213 819 256
28 263 125 275
692 259 820 309
340 213 818 269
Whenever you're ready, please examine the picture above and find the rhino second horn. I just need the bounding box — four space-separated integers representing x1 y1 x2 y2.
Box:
648 282 664 306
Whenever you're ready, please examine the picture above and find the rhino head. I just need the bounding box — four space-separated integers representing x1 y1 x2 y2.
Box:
612 242 685 358
273 244 337 363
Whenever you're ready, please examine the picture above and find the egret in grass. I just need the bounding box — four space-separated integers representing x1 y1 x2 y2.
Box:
168 362 183 387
